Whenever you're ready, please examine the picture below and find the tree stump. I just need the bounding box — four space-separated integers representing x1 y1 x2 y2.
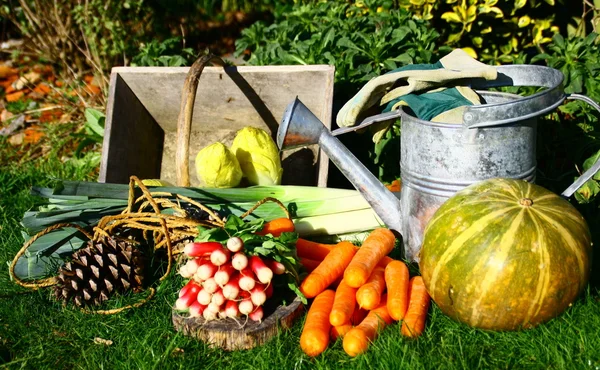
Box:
172 296 304 351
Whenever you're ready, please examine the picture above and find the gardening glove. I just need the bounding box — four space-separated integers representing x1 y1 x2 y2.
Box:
371 86 482 143
336 48 497 128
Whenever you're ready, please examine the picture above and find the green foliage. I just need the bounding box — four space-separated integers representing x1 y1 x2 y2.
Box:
131 38 197 67
235 0 448 93
399 0 566 63
531 33 600 205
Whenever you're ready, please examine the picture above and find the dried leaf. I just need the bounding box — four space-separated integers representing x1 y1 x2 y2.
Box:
93 337 113 346
24 126 45 144
13 71 42 90
33 83 52 95
8 132 24 146
0 65 18 79
0 115 25 136
6 91 25 102
0 109 14 123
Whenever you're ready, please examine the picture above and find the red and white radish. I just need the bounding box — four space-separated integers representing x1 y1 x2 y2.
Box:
188 301 206 317
210 248 231 266
250 284 267 307
214 263 235 286
249 256 273 284
225 300 239 318
203 307 218 321
179 264 193 278
175 283 201 310
184 241 222 258
222 274 241 300
226 237 244 252
178 279 198 298
238 298 254 316
207 302 221 314
249 306 264 322
211 289 225 306
239 268 256 291
265 259 286 275
195 261 218 281
231 252 248 271
197 288 212 305
183 258 202 275
203 277 219 294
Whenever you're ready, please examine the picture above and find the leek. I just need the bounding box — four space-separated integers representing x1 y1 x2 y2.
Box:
16 180 381 280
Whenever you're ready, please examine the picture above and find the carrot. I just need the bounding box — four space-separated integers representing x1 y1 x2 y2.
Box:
342 295 393 357
343 228 396 288
297 238 395 267
256 217 295 237
378 256 396 268
330 323 353 341
384 260 410 321
300 242 357 299
296 238 336 261
329 280 358 326
299 257 322 273
401 276 431 338
351 306 368 325
300 289 336 357
356 266 386 310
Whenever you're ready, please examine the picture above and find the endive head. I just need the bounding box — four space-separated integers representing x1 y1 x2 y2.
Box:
195 142 243 188
231 127 283 186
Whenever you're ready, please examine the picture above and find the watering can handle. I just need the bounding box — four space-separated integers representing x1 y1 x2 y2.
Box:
560 93 600 198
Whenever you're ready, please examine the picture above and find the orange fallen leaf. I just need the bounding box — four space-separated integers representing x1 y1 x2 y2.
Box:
83 75 94 84
33 83 51 95
24 126 45 144
54 80 63 87
0 65 18 79
0 75 19 89
85 83 101 95
6 91 25 102
40 108 63 123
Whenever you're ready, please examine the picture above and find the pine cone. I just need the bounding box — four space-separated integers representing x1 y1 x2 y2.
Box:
54 236 144 307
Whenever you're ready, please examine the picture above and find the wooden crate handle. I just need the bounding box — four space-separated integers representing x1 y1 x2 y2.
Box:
176 53 226 187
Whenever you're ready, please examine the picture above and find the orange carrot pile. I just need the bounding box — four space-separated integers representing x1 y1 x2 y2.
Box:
343 228 396 288
329 280 358 327
343 295 394 357
300 289 335 357
297 227 432 358
385 260 410 321
401 276 431 338
300 241 356 299
356 266 386 310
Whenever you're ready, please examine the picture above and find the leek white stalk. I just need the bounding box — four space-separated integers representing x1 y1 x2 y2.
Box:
293 208 384 237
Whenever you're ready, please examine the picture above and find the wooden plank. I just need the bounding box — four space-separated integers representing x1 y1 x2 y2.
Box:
99 73 164 183
107 65 334 187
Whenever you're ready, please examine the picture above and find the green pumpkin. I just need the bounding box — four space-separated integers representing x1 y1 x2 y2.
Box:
419 178 592 331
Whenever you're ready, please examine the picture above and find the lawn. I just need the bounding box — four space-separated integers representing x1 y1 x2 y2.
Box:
1 138 600 370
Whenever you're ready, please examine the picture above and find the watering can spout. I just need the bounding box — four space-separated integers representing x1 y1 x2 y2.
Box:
278 97 403 235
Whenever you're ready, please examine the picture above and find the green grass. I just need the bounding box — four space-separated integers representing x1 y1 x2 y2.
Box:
1 140 600 370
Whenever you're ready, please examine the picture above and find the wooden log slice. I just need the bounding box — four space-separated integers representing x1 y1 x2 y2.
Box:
172 296 304 351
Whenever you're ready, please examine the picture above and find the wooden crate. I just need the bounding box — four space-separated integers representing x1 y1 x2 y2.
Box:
99 65 335 187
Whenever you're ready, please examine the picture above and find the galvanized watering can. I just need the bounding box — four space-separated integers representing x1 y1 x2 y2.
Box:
277 65 600 262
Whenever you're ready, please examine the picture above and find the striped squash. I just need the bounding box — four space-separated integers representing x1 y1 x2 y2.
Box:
419 178 592 331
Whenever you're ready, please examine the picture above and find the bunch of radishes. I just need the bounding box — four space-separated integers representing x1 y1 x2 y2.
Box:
174 237 286 322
